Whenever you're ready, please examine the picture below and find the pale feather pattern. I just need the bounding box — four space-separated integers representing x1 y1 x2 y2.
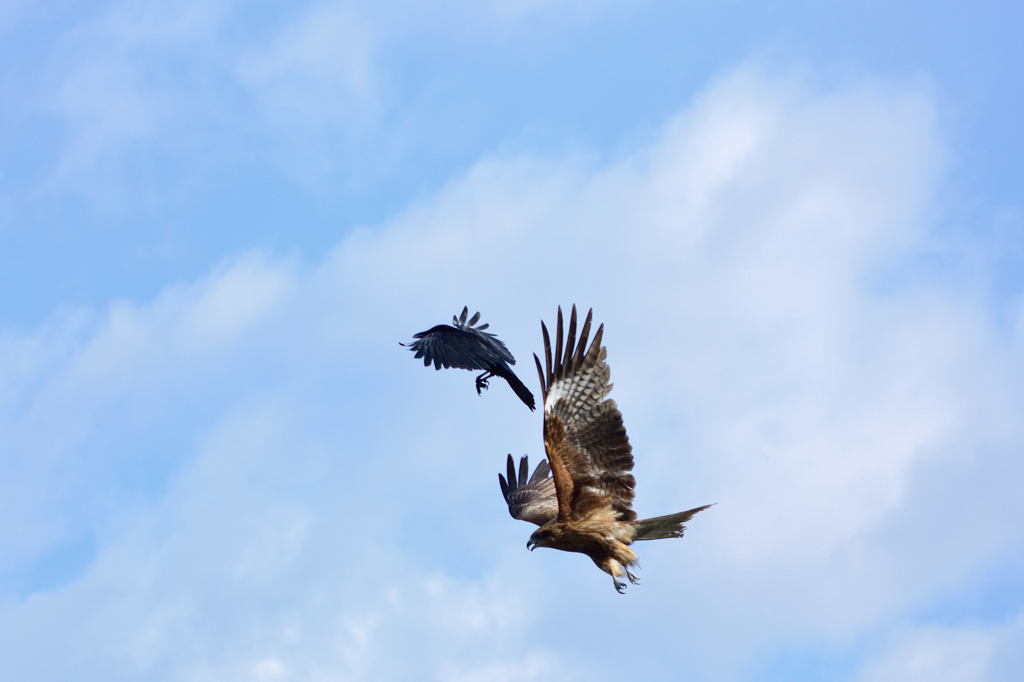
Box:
535 305 637 523
633 505 713 541
498 454 558 527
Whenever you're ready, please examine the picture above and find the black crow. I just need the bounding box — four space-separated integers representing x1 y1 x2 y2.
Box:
402 307 535 410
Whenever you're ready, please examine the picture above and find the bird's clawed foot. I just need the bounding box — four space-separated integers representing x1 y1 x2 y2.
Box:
626 568 640 585
613 578 627 594
475 372 492 395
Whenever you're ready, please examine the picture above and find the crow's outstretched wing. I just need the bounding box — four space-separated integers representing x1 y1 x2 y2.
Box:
536 306 636 524
498 454 558 527
403 307 515 371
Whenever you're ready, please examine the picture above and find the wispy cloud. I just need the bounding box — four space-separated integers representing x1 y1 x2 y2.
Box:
236 3 378 128
855 616 1024 682
3 1 382 202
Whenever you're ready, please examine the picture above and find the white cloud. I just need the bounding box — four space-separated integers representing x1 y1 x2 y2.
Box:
38 0 230 195
0 0 641 206
855 615 1024 682
11 0 381 199
236 3 378 126
1 64 1021 680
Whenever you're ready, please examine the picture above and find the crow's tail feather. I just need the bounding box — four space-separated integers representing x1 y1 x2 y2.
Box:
499 367 536 411
634 504 713 541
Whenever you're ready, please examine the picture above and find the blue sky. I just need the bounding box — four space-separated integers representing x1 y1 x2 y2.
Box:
1 1 1023 680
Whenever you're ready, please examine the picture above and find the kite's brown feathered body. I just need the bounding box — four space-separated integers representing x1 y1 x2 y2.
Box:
500 306 711 592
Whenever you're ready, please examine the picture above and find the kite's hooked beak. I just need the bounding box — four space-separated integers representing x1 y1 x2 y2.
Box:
527 539 537 552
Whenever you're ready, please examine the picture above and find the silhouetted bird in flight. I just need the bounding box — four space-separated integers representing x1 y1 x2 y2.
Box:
402 307 535 410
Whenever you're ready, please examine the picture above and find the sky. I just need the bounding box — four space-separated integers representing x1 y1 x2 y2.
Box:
1 1 1023 680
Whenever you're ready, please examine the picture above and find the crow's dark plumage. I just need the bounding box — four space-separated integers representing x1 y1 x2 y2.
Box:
402 307 535 410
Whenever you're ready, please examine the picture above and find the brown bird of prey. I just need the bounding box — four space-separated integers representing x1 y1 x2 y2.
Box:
498 306 711 592
402 307 535 410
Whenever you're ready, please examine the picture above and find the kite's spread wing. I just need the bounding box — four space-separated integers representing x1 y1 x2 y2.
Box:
535 306 636 524
498 454 558 527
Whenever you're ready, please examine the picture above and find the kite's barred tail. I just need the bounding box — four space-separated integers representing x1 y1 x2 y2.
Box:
634 504 713 541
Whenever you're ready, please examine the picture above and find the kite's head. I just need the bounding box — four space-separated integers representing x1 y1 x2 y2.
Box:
527 526 557 551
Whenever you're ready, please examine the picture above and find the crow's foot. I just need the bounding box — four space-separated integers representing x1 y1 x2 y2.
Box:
475 372 492 395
